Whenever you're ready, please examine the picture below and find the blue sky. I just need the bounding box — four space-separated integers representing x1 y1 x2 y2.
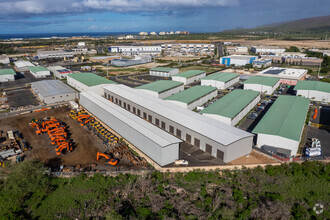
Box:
0 0 329 34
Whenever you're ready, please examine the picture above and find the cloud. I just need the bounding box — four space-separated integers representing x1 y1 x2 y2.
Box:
0 0 238 16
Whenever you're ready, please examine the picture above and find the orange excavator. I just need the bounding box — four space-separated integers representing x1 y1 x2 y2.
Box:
77 114 90 122
97 152 118 166
55 142 72 155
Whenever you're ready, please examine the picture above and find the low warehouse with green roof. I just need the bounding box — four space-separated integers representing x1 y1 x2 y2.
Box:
294 81 330 102
201 72 239 89
0 69 16 82
253 95 310 157
165 85 217 110
243 76 280 95
135 80 184 99
201 89 260 126
67 72 116 96
28 66 51 78
149 67 179 77
172 70 206 85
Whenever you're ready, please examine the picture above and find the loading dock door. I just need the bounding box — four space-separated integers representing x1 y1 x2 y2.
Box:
186 134 191 143
194 138 200 148
217 149 224 161
206 144 212 154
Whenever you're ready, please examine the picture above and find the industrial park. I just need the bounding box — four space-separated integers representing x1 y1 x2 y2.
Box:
0 1 329 218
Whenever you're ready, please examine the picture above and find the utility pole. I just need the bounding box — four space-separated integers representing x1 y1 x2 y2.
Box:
106 63 109 78
317 64 321 79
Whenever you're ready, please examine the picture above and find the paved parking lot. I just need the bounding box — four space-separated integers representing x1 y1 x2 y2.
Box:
6 87 40 107
0 72 51 89
306 127 330 156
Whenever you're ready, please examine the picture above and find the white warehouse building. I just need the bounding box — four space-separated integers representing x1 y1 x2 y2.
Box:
220 55 257 66
201 72 239 90
14 60 34 72
253 95 310 157
0 69 16 82
243 76 280 95
165 85 217 110
31 80 78 104
0 54 10 64
149 67 179 77
47 66 73 79
201 89 260 126
28 66 51 78
172 70 206 85
104 84 254 163
67 72 116 96
294 81 330 102
250 46 286 54
80 92 182 167
135 80 184 99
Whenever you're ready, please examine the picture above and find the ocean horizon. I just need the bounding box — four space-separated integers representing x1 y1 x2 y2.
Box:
0 32 140 40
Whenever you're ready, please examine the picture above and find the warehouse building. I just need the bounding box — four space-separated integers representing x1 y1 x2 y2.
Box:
28 66 51 78
253 95 310 157
294 81 330 102
109 46 161 56
80 92 182 166
165 85 217 110
111 56 151 67
14 60 34 72
0 54 10 64
257 67 307 85
67 72 116 96
201 89 260 126
250 46 285 54
104 84 254 163
252 59 272 68
47 66 73 79
0 69 16 82
243 76 280 95
220 55 257 66
149 67 179 77
135 80 184 99
172 70 206 85
89 56 120 63
31 80 78 104
201 72 239 90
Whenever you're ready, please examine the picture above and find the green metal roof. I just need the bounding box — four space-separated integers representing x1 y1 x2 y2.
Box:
165 85 216 104
68 72 116 87
252 95 310 141
243 76 279 87
135 80 183 93
201 89 260 119
294 81 330 93
173 70 205 78
0 69 16 76
150 67 176 72
203 72 239 83
28 66 49 73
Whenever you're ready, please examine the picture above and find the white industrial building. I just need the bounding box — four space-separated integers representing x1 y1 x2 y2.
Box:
257 67 308 85
109 46 161 56
172 70 206 85
165 86 217 110
14 60 34 72
37 49 95 59
250 46 286 54
135 80 184 99
0 54 10 64
111 56 151 67
294 81 330 102
0 69 15 82
201 89 260 126
253 96 310 157
220 55 258 66
252 59 272 68
80 92 182 166
149 67 179 77
28 66 51 78
67 72 116 96
243 76 280 95
47 66 73 79
31 80 78 104
104 84 254 163
201 72 239 90
161 43 214 54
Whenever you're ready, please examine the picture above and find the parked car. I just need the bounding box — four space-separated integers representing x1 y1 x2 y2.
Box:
247 112 258 120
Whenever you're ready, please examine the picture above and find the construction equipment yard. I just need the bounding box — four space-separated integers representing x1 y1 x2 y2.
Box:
0 106 150 172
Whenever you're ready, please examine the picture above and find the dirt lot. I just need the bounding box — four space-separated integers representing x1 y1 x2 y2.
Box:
227 150 279 165
0 106 144 170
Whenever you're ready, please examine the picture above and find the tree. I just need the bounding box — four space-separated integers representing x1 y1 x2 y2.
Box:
285 46 300 52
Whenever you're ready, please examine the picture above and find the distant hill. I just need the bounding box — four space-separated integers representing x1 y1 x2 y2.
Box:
223 15 330 34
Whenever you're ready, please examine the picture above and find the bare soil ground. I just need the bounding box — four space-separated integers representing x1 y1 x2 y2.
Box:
157 56 206 61
93 62 169 75
0 106 141 170
227 150 278 165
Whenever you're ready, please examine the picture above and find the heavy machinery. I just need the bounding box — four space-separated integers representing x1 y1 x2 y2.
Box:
96 152 118 166
55 142 72 155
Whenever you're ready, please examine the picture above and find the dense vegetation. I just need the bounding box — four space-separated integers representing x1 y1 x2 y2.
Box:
0 161 329 219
